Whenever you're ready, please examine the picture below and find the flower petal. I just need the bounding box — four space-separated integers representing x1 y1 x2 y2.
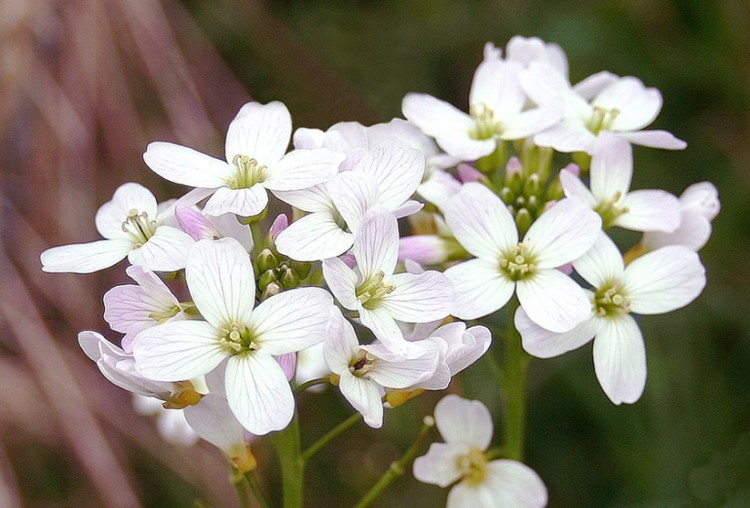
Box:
517 269 590 333
203 185 268 217
225 101 291 166
590 132 633 201
594 77 662 131
264 148 343 191
323 308 358 373
339 374 384 428
500 102 563 140
127 226 195 272
470 58 525 117
402 93 474 139
572 232 625 289
322 257 359 310
275 212 353 262
353 212 399 279
41 239 132 273
485 460 548 508
516 305 597 358
353 140 425 210
273 184 332 213
143 142 231 188
618 190 681 232
413 442 466 487
559 169 597 207
593 315 647 404
434 394 493 449
618 130 687 150
382 271 453 322
329 171 378 234
183 392 246 453
95 183 159 238
444 258 514 320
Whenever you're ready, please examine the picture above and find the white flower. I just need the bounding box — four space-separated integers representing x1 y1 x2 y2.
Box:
444 182 601 332
132 237 334 435
143 101 344 218
517 232 706 404
322 212 454 354
559 132 682 232
414 395 547 508
41 183 195 273
403 42 562 162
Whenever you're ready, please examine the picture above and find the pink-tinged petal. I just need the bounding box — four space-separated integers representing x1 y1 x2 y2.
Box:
184 393 246 453
402 93 474 139
573 71 618 100
95 183 159 239
270 213 289 239
444 182 518 260
322 257 359 310
276 353 297 381
354 212 399 279
590 132 633 200
225 353 294 435
623 246 706 314
500 102 564 140
617 130 687 150
41 239 132 273
413 442 467 487
572 232 624 288
339 374 384 428
127 226 195 272
392 200 424 219
275 212 353 262
248 287 333 354
175 206 218 242
418 169 461 211
103 279 177 336
273 184 333 213
593 315 647 405
208 213 254 252
329 171 378 233
399 235 450 265
445 258 514 320
323 309 358 373
354 140 425 210
203 185 268 218
264 148 344 191
435 394 493 449
641 208 712 252
225 101 291 166
559 169 597 207
594 77 662 131
471 58 525 117
383 271 453 322
516 305 597 358
144 142 231 189
524 198 601 268
440 324 492 375
517 269 590 333
534 124 595 153
186 238 255 329
617 190 681 232
485 460 548 508
133 320 226 381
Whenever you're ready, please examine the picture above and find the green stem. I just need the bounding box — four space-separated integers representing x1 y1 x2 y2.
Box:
294 376 331 394
244 471 272 508
502 298 531 461
270 415 304 508
232 469 251 508
250 221 264 259
302 413 361 462
353 418 435 508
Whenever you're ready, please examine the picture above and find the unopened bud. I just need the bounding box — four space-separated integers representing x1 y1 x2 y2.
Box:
229 444 257 473
261 282 282 300
256 248 278 273
516 208 533 236
385 389 425 408
278 267 300 289
162 381 203 409
258 270 277 292
293 262 312 280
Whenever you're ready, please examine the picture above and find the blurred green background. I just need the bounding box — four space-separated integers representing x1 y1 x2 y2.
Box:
1 0 748 506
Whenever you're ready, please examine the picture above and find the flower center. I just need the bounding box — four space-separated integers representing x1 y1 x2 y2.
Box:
594 282 631 317
348 350 376 377
469 103 502 140
586 106 620 134
595 191 629 229
499 243 537 281
356 271 395 309
121 209 157 247
219 322 258 355
228 154 268 190
457 448 488 487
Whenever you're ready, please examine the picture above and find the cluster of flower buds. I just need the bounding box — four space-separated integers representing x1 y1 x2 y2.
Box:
41 35 718 507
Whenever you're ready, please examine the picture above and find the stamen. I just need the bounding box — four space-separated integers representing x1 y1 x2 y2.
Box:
469 103 501 140
499 243 536 281
228 154 268 189
356 272 395 309
121 209 157 247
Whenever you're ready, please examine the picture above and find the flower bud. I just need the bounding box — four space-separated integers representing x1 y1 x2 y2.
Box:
258 270 277 292
256 248 278 273
261 282 282 301
278 266 300 289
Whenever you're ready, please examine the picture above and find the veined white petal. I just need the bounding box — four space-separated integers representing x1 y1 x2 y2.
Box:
186 238 255 329
402 93 475 139
339 374 384 428
434 394 493 449
41 239 132 273
485 460 548 508
617 190 681 232
183 393 246 453
133 320 226 381
413 442 466 487
329 171 378 234
249 287 333 354
203 185 268 217
323 309 358 373
444 182 518 260
417 169 461 211
382 271 453 322
103 283 176 336
363 342 440 388
500 102 563 140
354 212 399 279
590 132 633 201
517 269 590 333
128 226 194 272
225 101 291 167
143 142 231 188
264 149 344 191
322 257 359 310
593 315 647 404
594 77 662 131
275 212 353 262
572 232 625 288
618 130 687 150
359 307 416 356
520 62 569 106
559 169 597 207
623 245 706 314
447 481 496 508
524 198 601 268
273 184 333 213
354 140 425 210
516 305 597 358
225 353 294 435
435 133 497 161
95 183 159 239
442 324 492 375
444 258 514 320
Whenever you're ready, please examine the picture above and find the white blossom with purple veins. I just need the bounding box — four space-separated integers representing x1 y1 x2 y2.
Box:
41 182 195 273
324 309 440 428
143 101 344 218
402 42 562 162
275 140 426 261
516 232 706 404
444 182 601 332
322 212 454 355
414 395 548 508
560 132 682 232
132 237 334 435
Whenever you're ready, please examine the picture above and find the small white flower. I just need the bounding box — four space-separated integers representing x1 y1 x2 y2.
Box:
41 183 195 273
444 182 601 332
414 394 548 508
517 232 706 404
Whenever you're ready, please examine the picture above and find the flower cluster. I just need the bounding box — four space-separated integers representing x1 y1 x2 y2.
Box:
42 35 717 507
